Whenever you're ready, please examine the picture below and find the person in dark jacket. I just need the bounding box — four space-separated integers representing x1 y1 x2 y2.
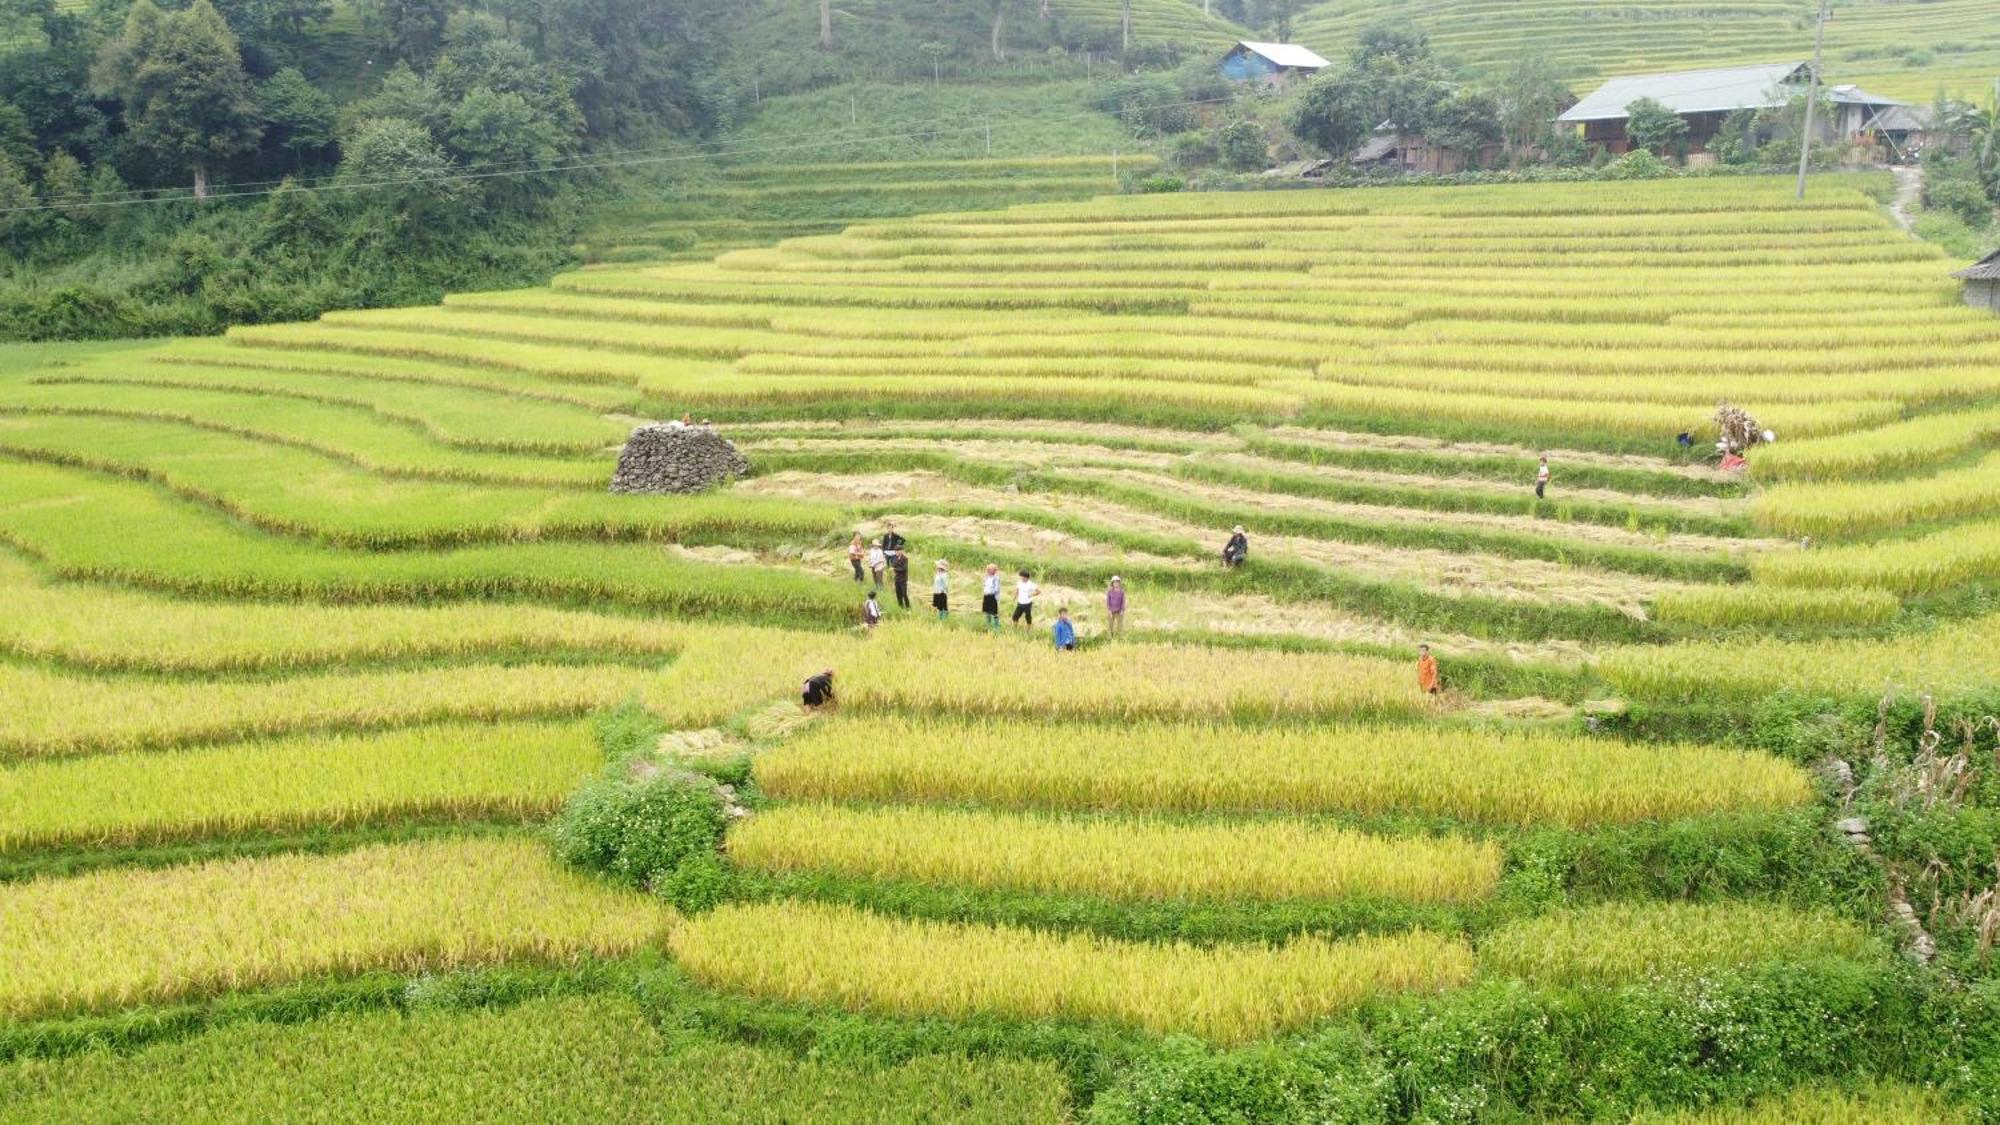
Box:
801 668 836 709
1222 526 1249 568
880 521 907 558
891 549 912 609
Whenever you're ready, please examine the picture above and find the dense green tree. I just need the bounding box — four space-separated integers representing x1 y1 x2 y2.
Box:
1350 23 1428 65
92 0 263 198
211 0 332 65
38 148 88 219
372 0 450 68
258 67 336 165
0 156 36 245
1215 119 1267 170
0 102 38 174
336 115 459 229
1424 88 1501 153
353 63 441 128
1493 54 1573 156
1624 96 1689 156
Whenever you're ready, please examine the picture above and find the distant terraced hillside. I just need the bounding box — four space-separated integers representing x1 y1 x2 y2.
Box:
1292 0 1999 102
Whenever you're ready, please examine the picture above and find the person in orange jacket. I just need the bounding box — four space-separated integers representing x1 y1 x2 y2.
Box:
1417 644 1440 696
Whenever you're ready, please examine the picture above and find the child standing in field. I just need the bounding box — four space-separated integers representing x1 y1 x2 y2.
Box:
891 550 912 610
847 533 865 583
1105 576 1126 637
1052 606 1077 651
1013 569 1039 627
932 560 950 620
866 540 886 588
1417 643 1440 696
1535 456 1550 500
982 563 1003 631
862 591 882 630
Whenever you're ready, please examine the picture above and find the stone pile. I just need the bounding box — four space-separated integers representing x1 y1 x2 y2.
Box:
609 422 748 494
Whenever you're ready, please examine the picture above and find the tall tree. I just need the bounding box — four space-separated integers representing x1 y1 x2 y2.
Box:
1120 0 1131 53
819 0 832 49
92 0 262 199
1624 96 1689 156
374 0 449 68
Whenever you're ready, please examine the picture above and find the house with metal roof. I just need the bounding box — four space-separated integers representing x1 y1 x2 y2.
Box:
1957 251 2000 313
1220 41 1330 86
1557 62 1904 154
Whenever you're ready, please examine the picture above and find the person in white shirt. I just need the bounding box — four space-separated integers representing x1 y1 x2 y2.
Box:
931 560 950 620
866 541 887 588
1012 569 1039 627
981 563 1002 631
1534 456 1551 500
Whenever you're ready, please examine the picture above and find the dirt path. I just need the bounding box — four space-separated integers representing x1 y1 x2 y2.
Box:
1889 166 1922 233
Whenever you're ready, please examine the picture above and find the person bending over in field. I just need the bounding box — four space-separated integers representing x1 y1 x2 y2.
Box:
802 668 836 710
1104 576 1126 638
1013 569 1039 627
1222 526 1249 569
891 549 912 610
982 563 1003 631
1052 606 1077 651
932 559 950 620
1417 644 1440 696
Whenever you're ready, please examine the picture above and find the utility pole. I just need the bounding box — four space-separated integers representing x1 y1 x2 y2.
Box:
1795 0 1829 199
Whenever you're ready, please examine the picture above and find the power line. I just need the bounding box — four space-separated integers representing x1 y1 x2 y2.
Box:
4 94 1238 218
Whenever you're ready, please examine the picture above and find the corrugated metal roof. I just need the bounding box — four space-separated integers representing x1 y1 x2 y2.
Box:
1956 251 2000 282
1827 84 1905 108
1559 62 1810 123
1234 41 1329 70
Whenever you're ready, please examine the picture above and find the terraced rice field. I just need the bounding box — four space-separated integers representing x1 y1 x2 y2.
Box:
5 170 1995 1117
1293 0 2000 103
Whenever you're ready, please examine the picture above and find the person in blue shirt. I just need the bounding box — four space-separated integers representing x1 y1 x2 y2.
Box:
1052 606 1077 651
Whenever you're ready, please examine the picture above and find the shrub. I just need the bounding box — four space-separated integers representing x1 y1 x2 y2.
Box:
547 767 728 907
1600 150 1676 180
1086 1031 1393 1124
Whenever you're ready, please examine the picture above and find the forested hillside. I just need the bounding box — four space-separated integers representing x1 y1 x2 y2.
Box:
2 0 1995 341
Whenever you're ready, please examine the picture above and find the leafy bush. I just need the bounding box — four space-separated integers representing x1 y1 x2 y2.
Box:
1600 150 1675 180
547 766 728 906
1927 176 1995 227
1086 1031 1392 1124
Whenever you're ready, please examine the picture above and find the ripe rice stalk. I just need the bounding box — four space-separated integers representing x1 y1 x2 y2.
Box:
1478 900 1884 986
667 900 1472 1044
728 803 1503 906
755 716 1811 828
0 838 668 1020
0 995 1072 1123
0 721 600 851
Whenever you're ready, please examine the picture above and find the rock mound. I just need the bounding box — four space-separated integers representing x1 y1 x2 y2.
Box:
610 422 748 494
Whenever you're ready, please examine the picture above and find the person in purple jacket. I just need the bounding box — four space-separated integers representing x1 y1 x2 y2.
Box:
1104 576 1126 638
1052 606 1077 651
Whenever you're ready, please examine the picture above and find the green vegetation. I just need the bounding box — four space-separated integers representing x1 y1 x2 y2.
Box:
0 995 1070 1123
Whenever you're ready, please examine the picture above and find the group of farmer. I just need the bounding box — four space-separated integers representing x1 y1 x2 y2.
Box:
847 520 1117 651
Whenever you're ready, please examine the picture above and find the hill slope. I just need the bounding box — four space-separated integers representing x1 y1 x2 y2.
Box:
1291 0 1999 102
